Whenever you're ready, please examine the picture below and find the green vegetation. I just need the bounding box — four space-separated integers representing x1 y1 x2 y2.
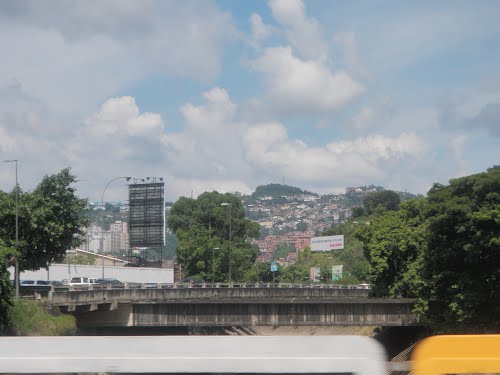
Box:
356 166 500 331
322 222 369 283
9 300 76 336
252 183 317 198
356 198 427 298
244 183 317 205
0 240 16 332
274 243 296 260
363 190 401 214
0 168 87 335
168 191 260 281
0 168 88 272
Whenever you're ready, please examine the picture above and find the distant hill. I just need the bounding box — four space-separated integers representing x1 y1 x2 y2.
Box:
242 183 318 205
252 183 318 199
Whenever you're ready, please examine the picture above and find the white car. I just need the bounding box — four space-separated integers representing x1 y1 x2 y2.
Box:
68 277 98 286
20 280 49 287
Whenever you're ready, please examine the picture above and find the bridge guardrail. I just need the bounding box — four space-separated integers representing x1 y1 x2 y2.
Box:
55 282 370 291
21 282 372 301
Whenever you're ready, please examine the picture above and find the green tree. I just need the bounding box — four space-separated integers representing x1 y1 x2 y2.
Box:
0 240 16 332
422 166 500 328
363 190 401 214
279 263 309 283
355 198 428 298
296 221 308 232
0 168 88 271
168 192 260 281
274 243 296 260
351 206 366 218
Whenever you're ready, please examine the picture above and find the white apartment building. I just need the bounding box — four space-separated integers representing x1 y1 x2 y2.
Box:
105 221 129 254
83 224 102 253
83 221 129 255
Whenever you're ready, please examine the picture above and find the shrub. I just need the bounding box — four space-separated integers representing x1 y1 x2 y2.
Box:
10 300 76 336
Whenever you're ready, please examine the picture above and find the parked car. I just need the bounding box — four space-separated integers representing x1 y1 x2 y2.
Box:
68 277 98 286
20 280 49 287
47 280 64 286
97 278 123 286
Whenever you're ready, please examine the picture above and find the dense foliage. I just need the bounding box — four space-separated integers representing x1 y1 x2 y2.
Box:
168 192 260 281
0 168 88 271
356 199 427 298
0 240 16 332
423 166 500 328
356 166 500 331
363 190 401 214
244 183 317 205
252 183 317 199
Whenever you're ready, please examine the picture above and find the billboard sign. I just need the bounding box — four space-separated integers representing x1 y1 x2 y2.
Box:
311 235 344 252
270 262 278 272
129 182 165 247
332 265 343 281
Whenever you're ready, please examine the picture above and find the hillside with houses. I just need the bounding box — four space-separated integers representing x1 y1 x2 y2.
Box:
242 183 417 267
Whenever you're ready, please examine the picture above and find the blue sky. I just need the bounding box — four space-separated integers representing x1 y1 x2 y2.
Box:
0 0 499 201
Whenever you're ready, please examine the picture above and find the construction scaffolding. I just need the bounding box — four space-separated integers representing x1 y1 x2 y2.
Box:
128 182 165 247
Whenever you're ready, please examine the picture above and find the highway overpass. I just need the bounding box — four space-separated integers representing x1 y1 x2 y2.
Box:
40 284 419 327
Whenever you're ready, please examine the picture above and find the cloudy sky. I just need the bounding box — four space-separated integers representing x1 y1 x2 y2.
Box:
1 0 499 202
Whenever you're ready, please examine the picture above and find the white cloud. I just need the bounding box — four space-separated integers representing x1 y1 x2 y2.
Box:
249 47 364 114
242 121 427 189
84 96 164 139
162 87 251 181
63 96 167 199
0 127 14 153
269 0 328 62
352 107 374 129
333 31 361 73
249 13 273 50
0 1 235 114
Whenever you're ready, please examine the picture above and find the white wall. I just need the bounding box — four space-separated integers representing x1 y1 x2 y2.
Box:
9 263 174 284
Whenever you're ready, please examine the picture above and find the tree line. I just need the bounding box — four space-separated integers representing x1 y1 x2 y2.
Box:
0 168 87 332
355 166 500 331
1 165 498 333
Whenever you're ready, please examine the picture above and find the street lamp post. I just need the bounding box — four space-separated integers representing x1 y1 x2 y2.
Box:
220 202 232 283
3 160 19 299
101 176 131 279
212 247 219 282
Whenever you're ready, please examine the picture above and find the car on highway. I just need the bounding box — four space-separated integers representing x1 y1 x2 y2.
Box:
68 277 98 286
357 283 371 289
47 280 64 287
97 278 123 286
20 280 49 287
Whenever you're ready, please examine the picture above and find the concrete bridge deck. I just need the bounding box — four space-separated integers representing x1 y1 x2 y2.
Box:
40 284 419 327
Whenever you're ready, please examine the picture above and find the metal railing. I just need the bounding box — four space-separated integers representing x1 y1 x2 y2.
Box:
44 282 371 292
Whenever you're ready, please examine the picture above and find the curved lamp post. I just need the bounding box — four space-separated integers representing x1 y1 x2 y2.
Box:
101 176 131 279
220 202 232 283
3 160 19 298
